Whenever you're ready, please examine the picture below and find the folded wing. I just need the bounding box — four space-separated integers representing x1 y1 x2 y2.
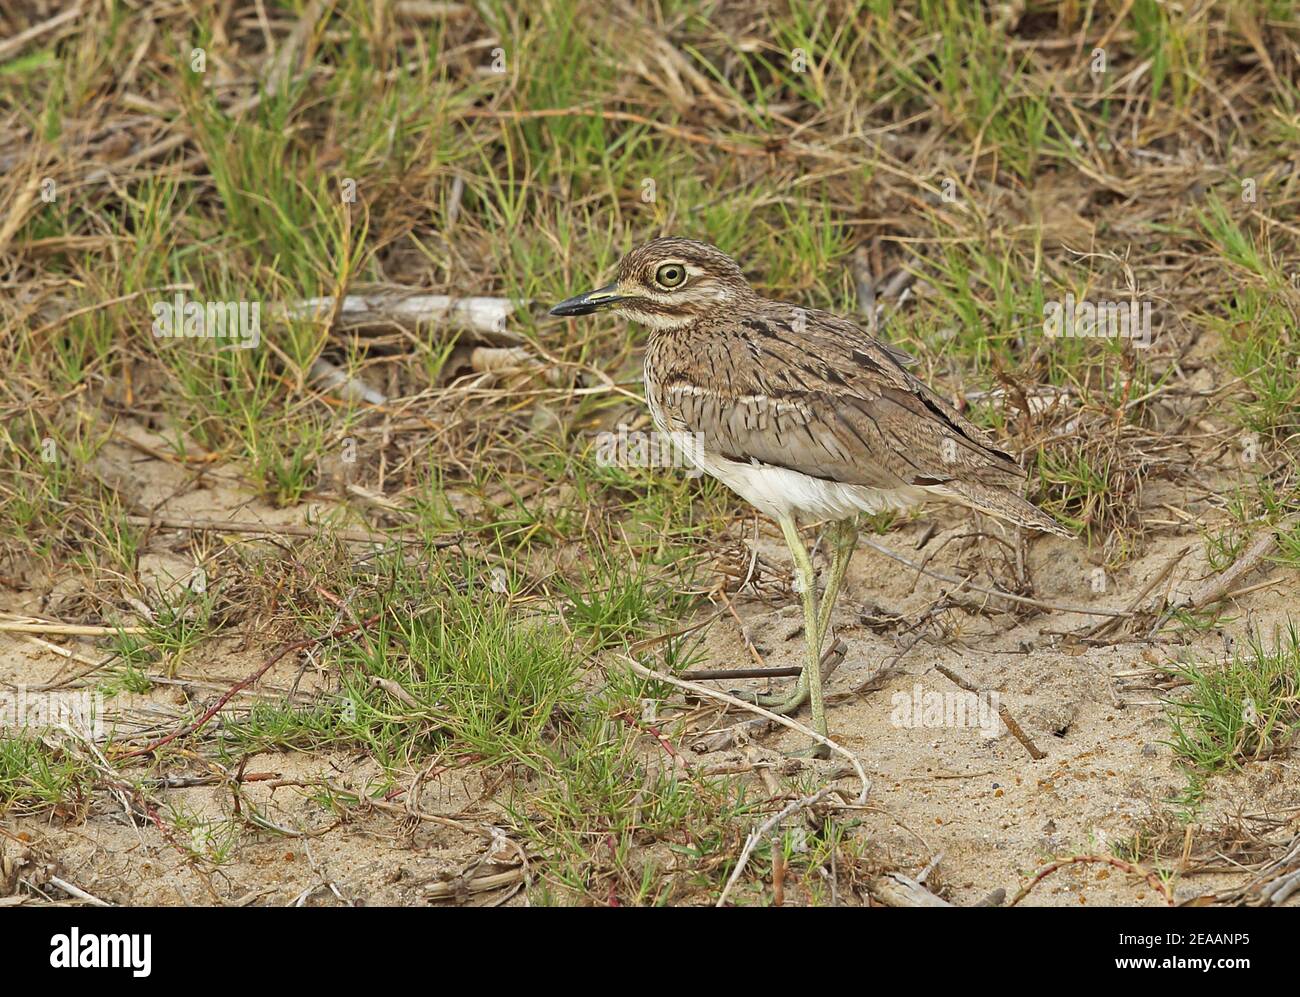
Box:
656 308 1026 493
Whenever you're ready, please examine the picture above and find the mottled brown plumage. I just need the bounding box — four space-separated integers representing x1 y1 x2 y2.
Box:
550 238 1069 749
556 237 1068 536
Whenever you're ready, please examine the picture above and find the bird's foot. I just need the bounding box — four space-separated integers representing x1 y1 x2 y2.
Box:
727 686 808 712
784 740 832 761
726 639 846 712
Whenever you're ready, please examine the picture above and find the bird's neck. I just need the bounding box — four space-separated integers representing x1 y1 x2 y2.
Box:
637 293 762 336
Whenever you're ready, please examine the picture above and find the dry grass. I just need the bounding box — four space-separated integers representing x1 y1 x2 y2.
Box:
1 0 1298 906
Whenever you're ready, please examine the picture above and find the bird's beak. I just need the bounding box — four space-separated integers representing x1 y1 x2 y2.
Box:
548 282 628 317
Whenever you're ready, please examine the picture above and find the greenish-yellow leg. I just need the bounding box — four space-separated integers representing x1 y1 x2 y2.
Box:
818 518 858 642
777 515 826 752
746 517 858 752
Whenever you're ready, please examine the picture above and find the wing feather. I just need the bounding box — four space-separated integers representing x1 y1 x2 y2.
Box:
653 308 1026 491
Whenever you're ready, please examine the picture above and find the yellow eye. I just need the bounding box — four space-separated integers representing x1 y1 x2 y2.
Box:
655 263 686 288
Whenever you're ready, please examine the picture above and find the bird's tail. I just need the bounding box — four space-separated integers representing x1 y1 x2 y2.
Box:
928 481 1073 538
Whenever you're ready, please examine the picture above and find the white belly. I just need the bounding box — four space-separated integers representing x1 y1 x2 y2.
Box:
696 450 924 521
644 382 920 522
647 393 922 521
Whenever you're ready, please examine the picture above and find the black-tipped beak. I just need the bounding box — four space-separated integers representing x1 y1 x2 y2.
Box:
548 283 627 317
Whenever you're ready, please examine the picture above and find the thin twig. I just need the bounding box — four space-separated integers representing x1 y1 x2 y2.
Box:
121 612 382 758
0 5 85 63
1008 854 1174 906
622 656 870 805
1184 515 1297 610
0 621 145 636
47 876 113 907
125 513 431 545
681 665 803 681
935 663 1046 760
1082 544 1189 639
716 787 833 907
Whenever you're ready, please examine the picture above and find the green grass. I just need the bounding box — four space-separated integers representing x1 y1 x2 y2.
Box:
107 585 218 678
517 706 757 904
1203 477 1300 573
3 0 1300 904
1165 625 1300 775
0 737 94 818
224 572 580 767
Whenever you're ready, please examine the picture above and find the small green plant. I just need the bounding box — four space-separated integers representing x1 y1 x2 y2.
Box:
1165 624 1300 775
166 804 240 866
0 737 94 817
107 584 218 677
557 549 694 650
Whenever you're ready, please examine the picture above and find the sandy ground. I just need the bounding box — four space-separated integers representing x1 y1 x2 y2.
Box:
702 517 1298 906
1 430 1296 906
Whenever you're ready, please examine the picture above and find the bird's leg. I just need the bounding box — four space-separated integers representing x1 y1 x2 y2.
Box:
817 518 858 642
743 522 852 727
734 520 822 721
748 517 857 711
765 515 828 754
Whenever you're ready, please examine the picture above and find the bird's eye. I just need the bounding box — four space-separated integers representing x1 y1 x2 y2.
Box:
655 263 686 289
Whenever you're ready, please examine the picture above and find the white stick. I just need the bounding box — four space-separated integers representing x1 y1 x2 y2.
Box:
48 876 113 907
716 787 833 907
622 656 870 804
280 294 527 339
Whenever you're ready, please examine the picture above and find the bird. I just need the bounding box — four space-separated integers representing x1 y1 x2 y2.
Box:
550 238 1069 755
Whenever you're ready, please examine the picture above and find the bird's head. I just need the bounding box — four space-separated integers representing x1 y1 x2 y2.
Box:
549 238 755 330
